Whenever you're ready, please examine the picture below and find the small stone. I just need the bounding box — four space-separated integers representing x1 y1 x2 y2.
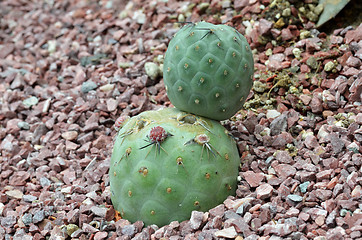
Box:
256 183 274 199
326 210 337 228
1 216 17 228
324 61 335 72
329 133 344 154
113 30 126 41
299 30 311 40
190 211 204 230
285 208 299 218
310 95 323 113
214 226 237 238
304 135 318 149
299 181 310 193
82 223 99 233
273 164 296 179
23 195 37 203
306 56 318 69
22 213 33 226
309 208 327 219
316 169 333 181
5 189 23 199
0 203 4 215
315 215 325 226
132 10 146 24
209 204 225 218
33 210 45 224
275 151 293 164
346 56 361 68
259 19 273 36
40 177 52 187
282 8 291 17
144 62 161 80
266 109 281 119
121 225 136 237
287 194 303 202
351 185 362 198
106 98 118 112
243 171 265 188
99 83 115 92
94 231 108 240
90 206 107 218
292 48 302 58
47 40 57 53
326 226 345 239
17 121 30 130
314 3 324 15
299 212 310 221
299 94 312 105
281 28 293 41
23 96 39 108
66 224 80 236
270 114 288 136
81 81 97 93
61 131 78 141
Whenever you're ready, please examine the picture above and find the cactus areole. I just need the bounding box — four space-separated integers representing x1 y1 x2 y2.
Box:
110 108 240 226
163 21 254 121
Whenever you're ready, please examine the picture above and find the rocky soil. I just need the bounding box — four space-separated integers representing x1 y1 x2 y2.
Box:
0 0 361 239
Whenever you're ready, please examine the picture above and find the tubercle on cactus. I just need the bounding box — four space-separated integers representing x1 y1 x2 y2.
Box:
113 147 132 168
174 112 214 134
114 115 130 132
118 117 153 144
176 156 188 174
184 133 221 160
140 126 173 155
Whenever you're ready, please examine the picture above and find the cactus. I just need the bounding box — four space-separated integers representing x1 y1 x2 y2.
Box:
163 21 254 121
110 108 240 226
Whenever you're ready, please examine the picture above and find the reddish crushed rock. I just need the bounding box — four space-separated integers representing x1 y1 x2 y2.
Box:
0 0 362 239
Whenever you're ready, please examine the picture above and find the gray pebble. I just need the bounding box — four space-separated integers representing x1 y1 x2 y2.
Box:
326 210 337 228
299 181 310 193
340 209 351 217
287 194 303 202
23 194 37 203
1 216 16 228
270 113 288 136
122 225 136 237
23 96 39 108
40 177 52 187
17 121 30 130
81 81 97 93
33 210 45 224
22 213 33 226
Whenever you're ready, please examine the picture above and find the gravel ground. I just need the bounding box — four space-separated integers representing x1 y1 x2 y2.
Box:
0 0 362 239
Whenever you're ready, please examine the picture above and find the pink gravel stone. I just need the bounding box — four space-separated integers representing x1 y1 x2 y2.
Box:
304 135 318 149
94 231 108 240
256 183 274 199
259 19 273 36
346 56 361 68
310 95 323 113
242 171 265 187
281 28 293 41
273 164 297 179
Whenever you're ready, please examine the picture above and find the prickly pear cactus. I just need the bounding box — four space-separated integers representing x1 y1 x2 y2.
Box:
163 21 254 121
110 108 240 226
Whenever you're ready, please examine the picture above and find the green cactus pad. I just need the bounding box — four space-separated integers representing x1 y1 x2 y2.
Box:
110 108 240 226
163 22 254 121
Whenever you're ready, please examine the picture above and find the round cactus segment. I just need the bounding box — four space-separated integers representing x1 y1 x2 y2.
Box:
110 108 240 226
163 22 254 120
